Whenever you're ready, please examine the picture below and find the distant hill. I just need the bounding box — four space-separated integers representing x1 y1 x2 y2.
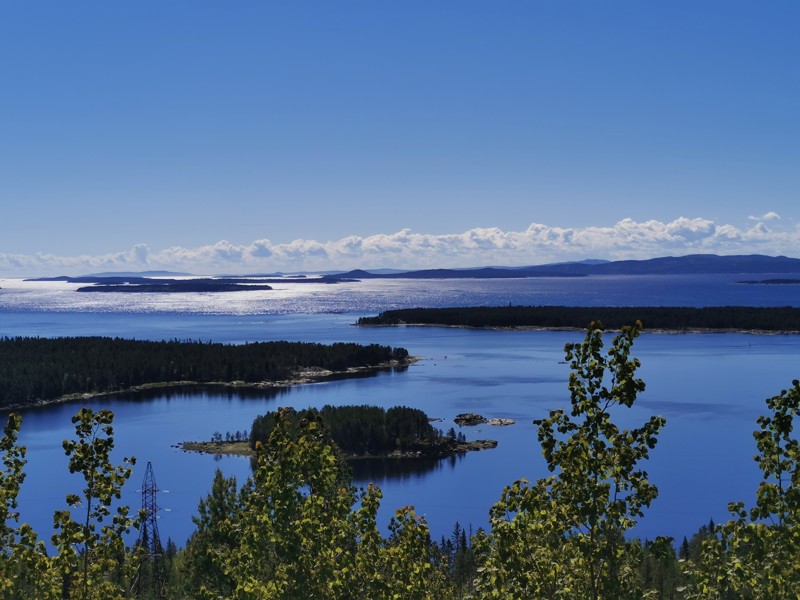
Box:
327 254 800 280
27 254 800 285
575 254 800 275
330 267 582 280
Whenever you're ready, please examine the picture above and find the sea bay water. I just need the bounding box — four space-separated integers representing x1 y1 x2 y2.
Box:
1 274 800 546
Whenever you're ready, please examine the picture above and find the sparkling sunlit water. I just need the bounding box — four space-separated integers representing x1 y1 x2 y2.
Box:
2 274 799 546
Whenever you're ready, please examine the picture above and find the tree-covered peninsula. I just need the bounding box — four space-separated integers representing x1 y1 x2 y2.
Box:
0 337 410 410
358 305 800 332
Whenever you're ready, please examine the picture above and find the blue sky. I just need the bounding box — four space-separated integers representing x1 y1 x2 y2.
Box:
1 1 798 276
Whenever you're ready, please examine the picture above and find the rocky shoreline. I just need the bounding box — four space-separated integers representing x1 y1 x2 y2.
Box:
454 412 516 426
177 437 498 459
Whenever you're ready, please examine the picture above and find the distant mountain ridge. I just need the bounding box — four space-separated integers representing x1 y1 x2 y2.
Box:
329 254 800 280
22 254 800 283
566 254 800 275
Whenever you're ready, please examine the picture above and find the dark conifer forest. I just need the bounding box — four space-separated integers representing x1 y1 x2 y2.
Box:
358 305 800 331
250 405 464 456
0 337 409 409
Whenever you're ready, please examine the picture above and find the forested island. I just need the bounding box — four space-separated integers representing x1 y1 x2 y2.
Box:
182 405 498 459
251 405 495 457
0 337 410 410
357 305 800 332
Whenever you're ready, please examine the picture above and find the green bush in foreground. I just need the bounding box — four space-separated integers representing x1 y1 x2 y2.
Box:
681 379 800 598
474 322 668 599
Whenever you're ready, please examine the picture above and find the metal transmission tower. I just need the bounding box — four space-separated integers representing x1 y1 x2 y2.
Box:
135 461 165 597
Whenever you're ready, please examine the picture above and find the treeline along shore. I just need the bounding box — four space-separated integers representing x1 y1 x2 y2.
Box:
0 337 410 410
357 305 800 332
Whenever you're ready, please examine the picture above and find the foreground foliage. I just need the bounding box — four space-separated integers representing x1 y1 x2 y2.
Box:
681 379 800 598
1 408 142 599
178 407 452 599
3 324 800 598
474 322 668 599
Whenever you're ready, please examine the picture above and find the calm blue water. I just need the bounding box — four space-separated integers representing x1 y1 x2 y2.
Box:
2 274 800 547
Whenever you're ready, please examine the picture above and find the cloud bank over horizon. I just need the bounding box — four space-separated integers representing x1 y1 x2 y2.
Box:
1 216 797 277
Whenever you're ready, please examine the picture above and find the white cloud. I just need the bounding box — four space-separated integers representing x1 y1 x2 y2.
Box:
748 211 782 222
249 239 273 258
131 244 150 264
3 217 800 277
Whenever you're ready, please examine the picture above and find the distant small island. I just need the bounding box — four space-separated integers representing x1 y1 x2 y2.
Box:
25 274 357 292
180 405 498 460
454 412 515 426
357 306 800 332
76 281 274 293
738 279 800 285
